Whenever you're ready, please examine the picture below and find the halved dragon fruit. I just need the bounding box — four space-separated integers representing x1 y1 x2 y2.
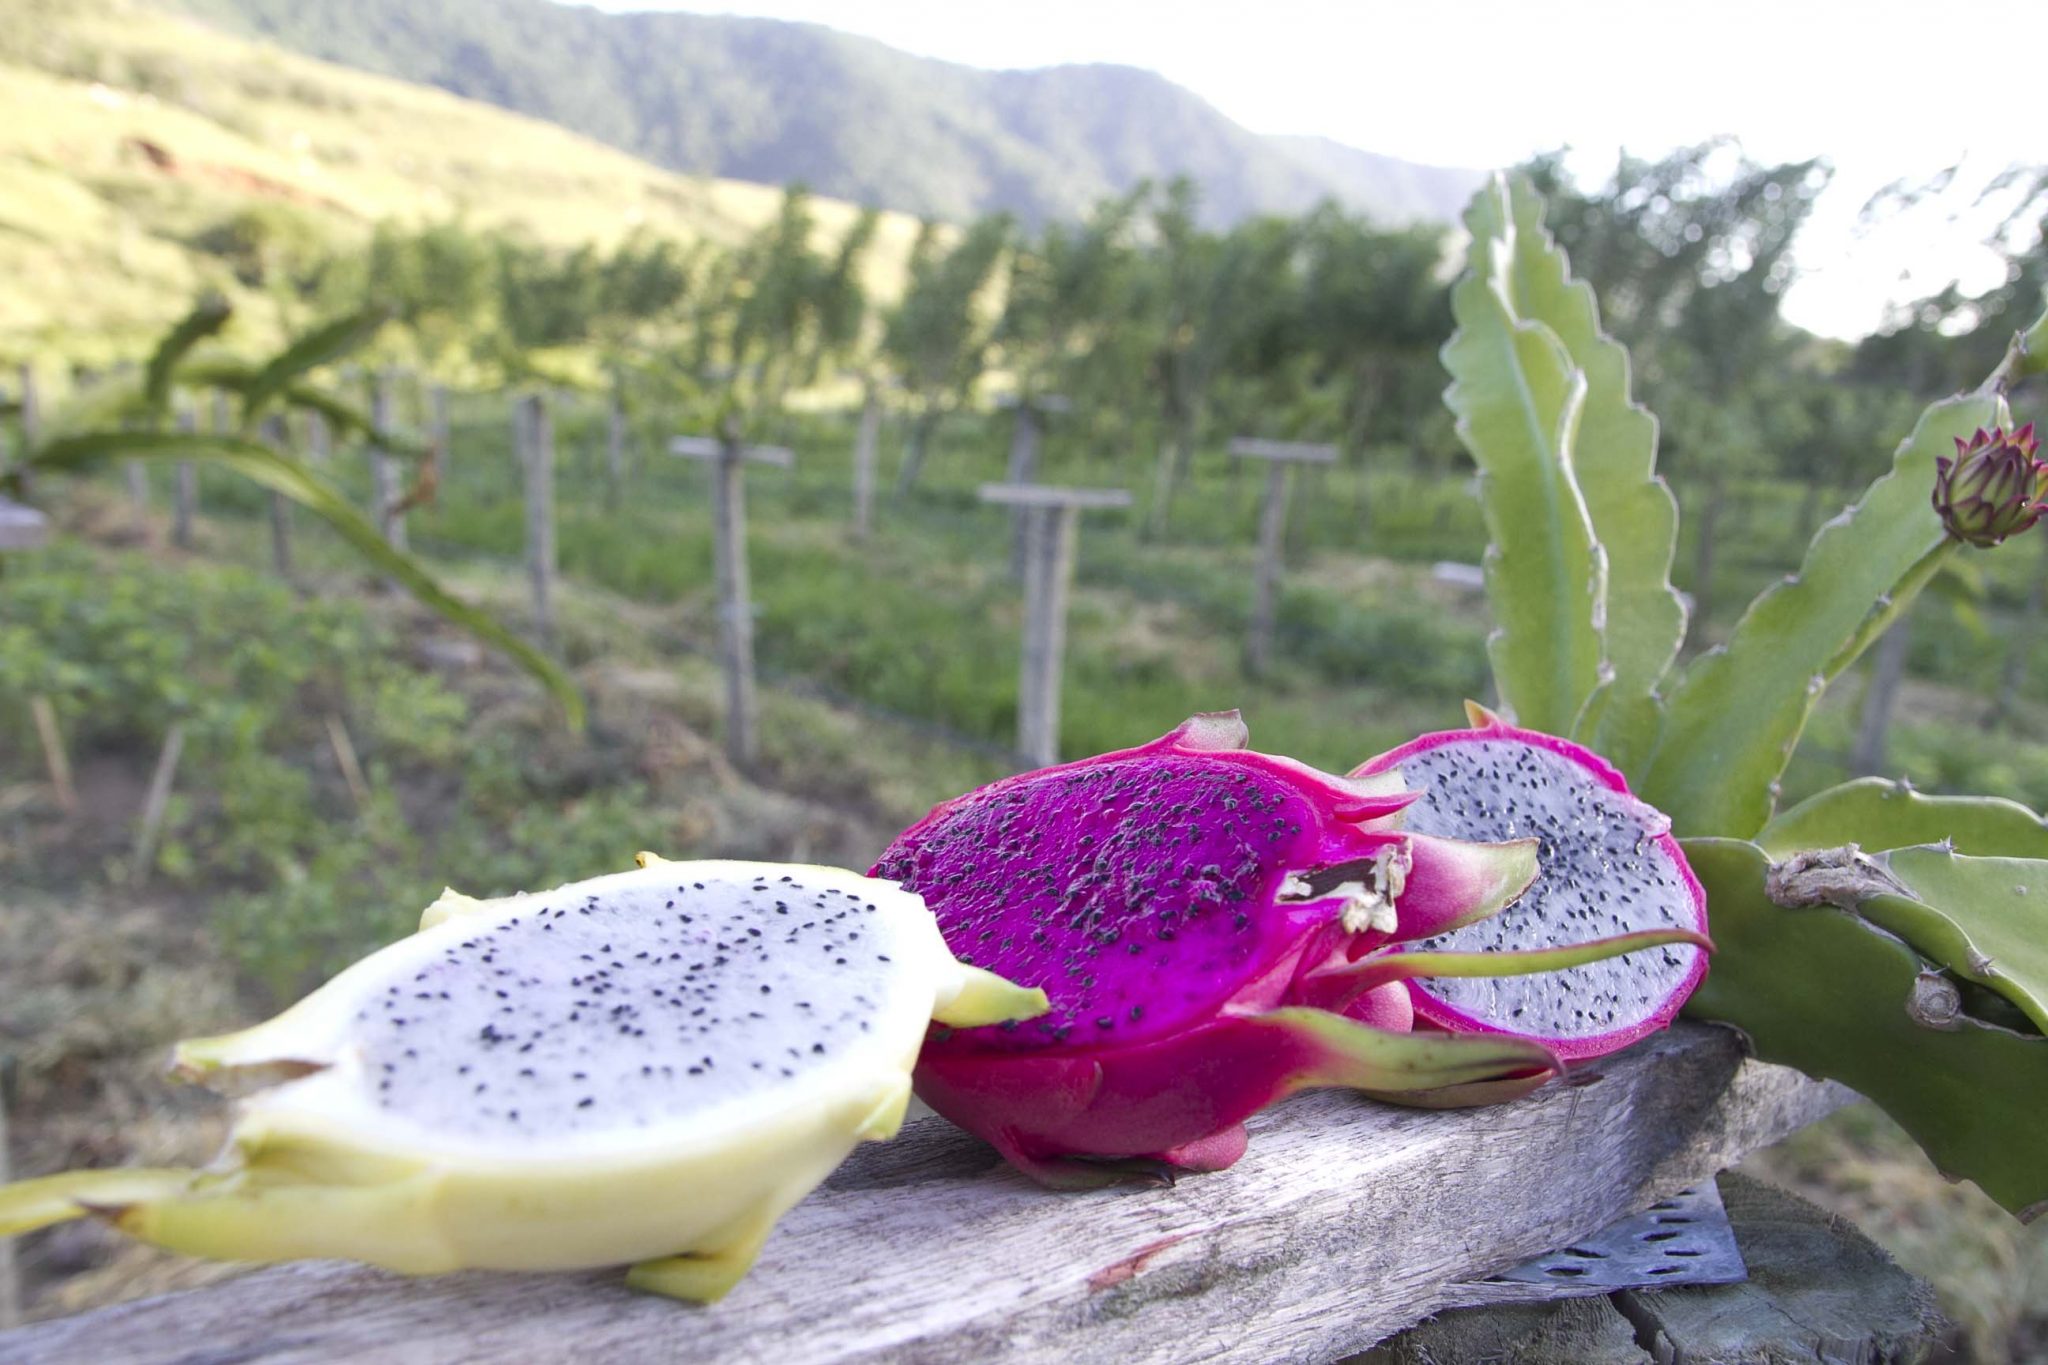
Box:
0 857 1046 1301
873 713 1702 1187
1350 704 1711 1060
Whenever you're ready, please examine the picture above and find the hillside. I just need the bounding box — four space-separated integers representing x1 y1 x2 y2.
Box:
0 0 922 356
169 0 1483 229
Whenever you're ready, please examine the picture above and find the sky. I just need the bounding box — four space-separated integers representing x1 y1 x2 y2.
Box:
588 1 2048 339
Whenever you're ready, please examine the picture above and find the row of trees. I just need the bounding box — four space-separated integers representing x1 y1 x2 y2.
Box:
218 144 2047 551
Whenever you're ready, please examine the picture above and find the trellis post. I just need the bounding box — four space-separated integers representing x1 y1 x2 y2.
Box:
520 392 557 655
1230 438 1336 677
369 371 407 551
171 403 198 549
670 429 794 769
429 384 451 473
977 483 1132 767
851 380 881 540
998 394 1070 579
261 415 293 583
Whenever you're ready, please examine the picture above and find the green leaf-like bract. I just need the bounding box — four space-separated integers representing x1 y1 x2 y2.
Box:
1680 838 2048 1218
1442 178 1606 735
240 308 391 423
29 430 581 728
1492 180 1685 775
1640 392 2006 836
1759 778 2048 860
144 297 232 419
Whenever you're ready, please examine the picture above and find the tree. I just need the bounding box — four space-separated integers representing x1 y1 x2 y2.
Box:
1136 179 1300 536
881 214 1012 493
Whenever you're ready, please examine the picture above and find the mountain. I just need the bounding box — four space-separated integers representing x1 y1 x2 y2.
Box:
168 0 1483 228
0 0 921 352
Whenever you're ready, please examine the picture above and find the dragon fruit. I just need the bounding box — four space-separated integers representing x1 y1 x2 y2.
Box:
1350 704 1711 1060
0 857 1046 1301
873 713 1704 1187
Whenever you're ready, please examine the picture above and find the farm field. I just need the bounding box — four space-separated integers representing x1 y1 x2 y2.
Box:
7 389 2048 1353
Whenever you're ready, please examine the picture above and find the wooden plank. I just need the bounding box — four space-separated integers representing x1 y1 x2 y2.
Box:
671 435 794 468
976 484 1132 510
1372 1174 1947 1362
0 1028 1844 1364
1228 438 1338 465
0 497 47 551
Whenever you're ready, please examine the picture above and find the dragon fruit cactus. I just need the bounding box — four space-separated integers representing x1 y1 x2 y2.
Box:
0 857 1047 1301
1350 703 1711 1061
873 713 1706 1187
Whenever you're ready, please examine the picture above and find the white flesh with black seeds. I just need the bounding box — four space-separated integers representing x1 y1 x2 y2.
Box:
0 859 1046 1300
1390 741 1703 1039
247 861 931 1159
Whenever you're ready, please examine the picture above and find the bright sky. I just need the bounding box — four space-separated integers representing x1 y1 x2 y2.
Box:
590 0 2048 339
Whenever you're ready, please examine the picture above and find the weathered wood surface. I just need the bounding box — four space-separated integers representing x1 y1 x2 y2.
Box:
1 1027 1846 1365
1359 1173 1946 1364
1005 402 1045 580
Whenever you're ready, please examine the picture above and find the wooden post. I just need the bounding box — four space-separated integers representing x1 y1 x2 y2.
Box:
29 694 78 815
978 483 1132 767
14 361 37 444
306 410 331 465
671 432 795 769
171 403 198 549
1230 438 1337 678
262 415 293 583
851 382 880 540
131 722 187 886
999 396 1068 580
126 460 150 537
520 392 557 655
605 385 627 508
369 371 407 552
429 384 451 473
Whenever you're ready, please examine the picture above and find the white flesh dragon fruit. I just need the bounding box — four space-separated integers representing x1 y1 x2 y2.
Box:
0 857 1045 1302
1352 706 1710 1060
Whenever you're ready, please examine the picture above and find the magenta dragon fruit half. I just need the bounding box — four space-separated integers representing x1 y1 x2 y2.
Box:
1349 704 1711 1061
872 713 1707 1187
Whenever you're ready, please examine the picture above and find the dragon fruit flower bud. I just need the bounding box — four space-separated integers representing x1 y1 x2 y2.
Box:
1933 423 2045 548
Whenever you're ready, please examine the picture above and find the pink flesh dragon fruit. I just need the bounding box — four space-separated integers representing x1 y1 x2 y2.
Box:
872 713 1705 1188
1350 704 1711 1061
